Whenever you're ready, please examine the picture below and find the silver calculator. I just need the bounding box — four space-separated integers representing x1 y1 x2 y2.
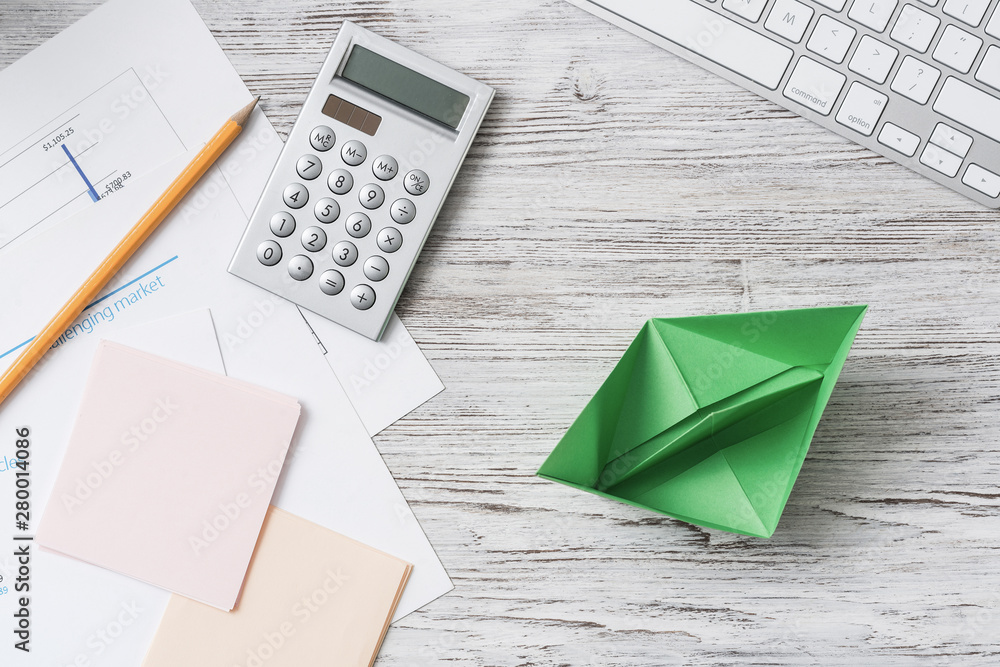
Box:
230 21 494 340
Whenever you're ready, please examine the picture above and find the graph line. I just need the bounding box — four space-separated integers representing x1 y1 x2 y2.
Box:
61 143 100 202
0 255 180 360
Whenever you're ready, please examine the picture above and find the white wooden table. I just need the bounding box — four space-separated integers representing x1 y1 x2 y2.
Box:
3 0 1000 664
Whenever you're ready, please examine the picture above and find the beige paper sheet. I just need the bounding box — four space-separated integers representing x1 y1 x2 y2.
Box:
141 506 412 667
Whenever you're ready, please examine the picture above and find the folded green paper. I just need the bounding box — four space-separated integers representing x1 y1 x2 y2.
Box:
538 305 867 538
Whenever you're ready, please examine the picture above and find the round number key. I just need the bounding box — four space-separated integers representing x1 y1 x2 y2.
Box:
359 183 384 209
256 240 282 266
301 226 327 252
404 169 430 195
342 140 367 166
390 198 415 224
288 255 313 281
319 269 345 295
351 284 376 310
332 240 358 267
269 212 295 238
309 126 335 152
363 255 389 282
372 155 398 181
296 154 322 180
376 227 403 253
345 212 371 238
283 183 308 209
327 169 353 195
314 197 340 223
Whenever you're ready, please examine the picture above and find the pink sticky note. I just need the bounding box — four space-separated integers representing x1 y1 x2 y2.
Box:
36 341 301 610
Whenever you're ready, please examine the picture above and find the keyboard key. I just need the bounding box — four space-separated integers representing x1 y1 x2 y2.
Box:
890 5 940 53
962 164 1000 197
333 241 358 267
877 122 921 156
600 0 794 90
933 25 983 73
988 7 1000 37
836 82 888 135
929 123 973 157
976 46 1000 91
376 227 403 253
269 212 295 238
313 197 340 223
849 0 898 32
287 255 314 281
341 140 367 166
319 270 345 296
363 256 390 282
764 0 814 42
891 56 940 103
917 0 939 6
849 35 899 84
943 0 990 26
309 126 335 152
807 16 856 63
256 241 282 267
390 198 416 224
295 154 322 180
282 183 308 209
920 143 963 177
783 57 846 115
815 0 848 9
933 77 1000 141
350 285 376 311
300 226 327 252
723 0 769 22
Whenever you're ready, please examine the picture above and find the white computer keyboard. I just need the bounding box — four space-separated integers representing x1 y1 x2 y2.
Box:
569 0 1000 208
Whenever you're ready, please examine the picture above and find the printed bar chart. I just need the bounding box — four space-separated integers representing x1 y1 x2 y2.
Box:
0 68 185 250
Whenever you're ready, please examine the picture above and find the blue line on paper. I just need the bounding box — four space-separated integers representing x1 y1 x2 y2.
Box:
62 143 100 202
0 255 180 359
85 255 179 308
0 338 33 361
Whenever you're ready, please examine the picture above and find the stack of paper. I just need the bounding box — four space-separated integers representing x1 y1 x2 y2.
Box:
0 4 453 663
36 341 302 610
141 506 412 667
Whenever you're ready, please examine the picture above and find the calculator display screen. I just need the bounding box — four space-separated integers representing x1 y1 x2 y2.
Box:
341 46 469 130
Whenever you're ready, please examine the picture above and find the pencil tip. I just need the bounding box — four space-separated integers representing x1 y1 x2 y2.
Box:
231 96 260 127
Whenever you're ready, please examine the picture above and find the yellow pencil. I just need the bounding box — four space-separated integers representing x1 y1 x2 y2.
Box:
0 97 259 407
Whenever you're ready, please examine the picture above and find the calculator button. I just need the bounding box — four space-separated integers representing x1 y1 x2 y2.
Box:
372 155 399 181
390 198 415 224
269 212 295 238
376 227 403 253
404 169 430 195
345 212 371 238
296 154 323 180
333 240 358 266
319 269 345 295
256 241 282 266
283 183 308 209
327 169 353 195
342 140 367 166
363 256 389 281
287 255 313 281
301 226 327 252
313 197 340 223
309 126 336 152
351 285 376 310
359 183 384 209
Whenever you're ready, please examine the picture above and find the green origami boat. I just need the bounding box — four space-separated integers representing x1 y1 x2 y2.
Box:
538 305 867 538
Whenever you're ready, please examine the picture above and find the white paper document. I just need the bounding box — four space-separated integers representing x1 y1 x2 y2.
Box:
0 0 452 663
